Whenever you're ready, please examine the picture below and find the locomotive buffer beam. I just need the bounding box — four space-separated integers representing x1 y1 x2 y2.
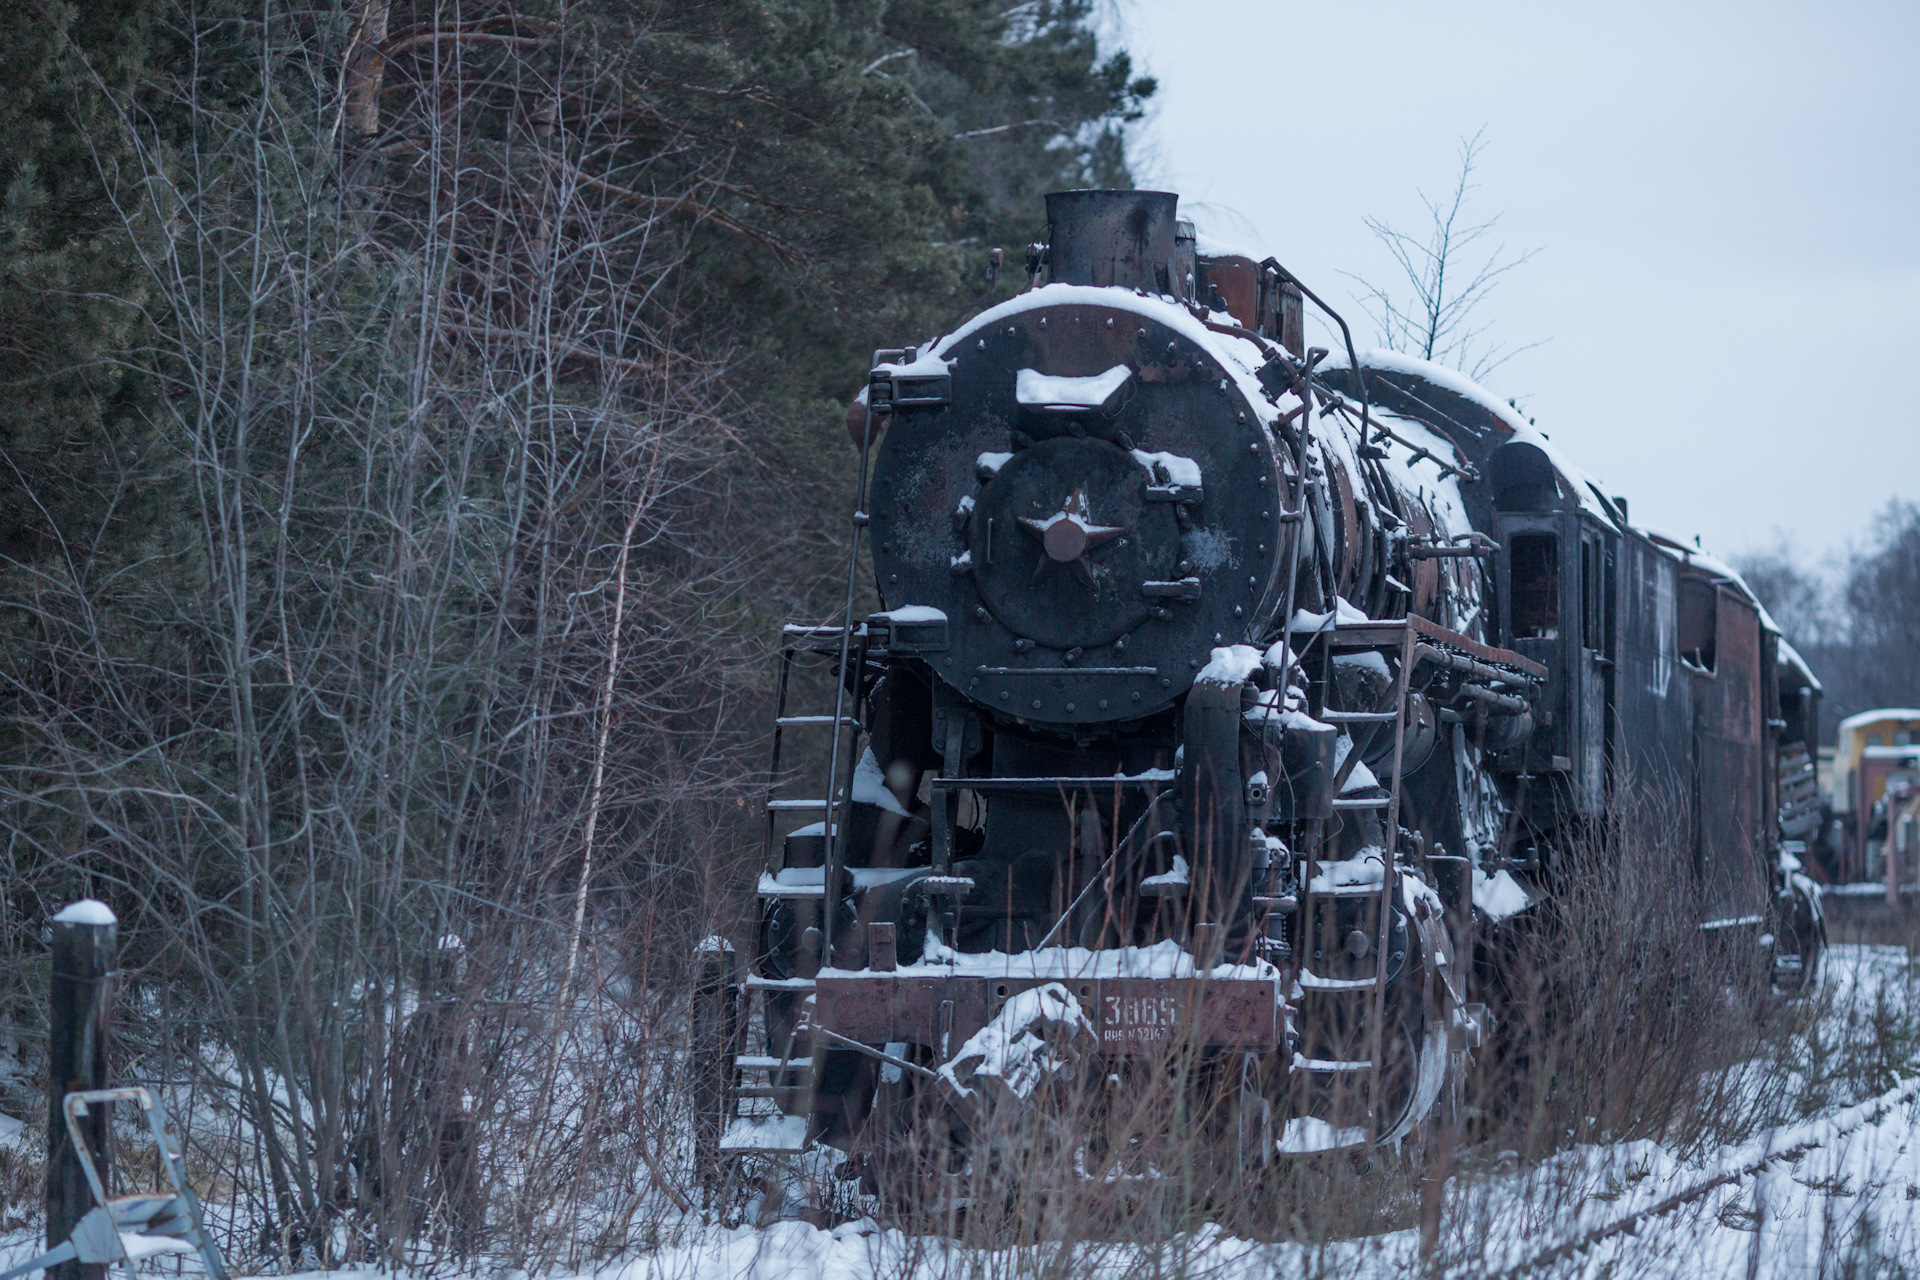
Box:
813 968 1281 1058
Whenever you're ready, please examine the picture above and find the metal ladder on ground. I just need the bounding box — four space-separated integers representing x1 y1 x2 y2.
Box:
2 1089 228 1280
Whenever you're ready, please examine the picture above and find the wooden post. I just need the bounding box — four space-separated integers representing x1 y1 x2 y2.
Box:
46 899 117 1280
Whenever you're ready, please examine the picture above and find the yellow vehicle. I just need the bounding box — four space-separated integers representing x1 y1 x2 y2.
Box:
1831 708 1920 881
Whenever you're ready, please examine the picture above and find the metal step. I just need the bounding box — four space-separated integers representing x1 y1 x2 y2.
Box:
744 975 817 992
1298 970 1380 992
1320 710 1399 723
766 798 830 811
1306 883 1388 899
1297 1056 1373 1073
719 1113 811 1154
735 1055 807 1072
757 873 825 899
1331 796 1391 810
776 715 844 726
916 875 976 896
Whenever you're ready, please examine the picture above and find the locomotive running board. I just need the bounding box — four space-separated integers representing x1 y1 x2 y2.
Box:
1321 613 1547 683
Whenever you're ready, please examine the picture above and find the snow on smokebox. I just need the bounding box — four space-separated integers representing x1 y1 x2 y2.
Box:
1016 365 1131 409
1130 449 1203 488
938 982 1096 1101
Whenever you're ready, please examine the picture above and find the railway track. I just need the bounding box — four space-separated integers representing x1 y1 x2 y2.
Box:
1476 1075 1920 1279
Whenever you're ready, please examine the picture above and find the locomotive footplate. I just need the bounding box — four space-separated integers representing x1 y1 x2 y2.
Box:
812 967 1282 1057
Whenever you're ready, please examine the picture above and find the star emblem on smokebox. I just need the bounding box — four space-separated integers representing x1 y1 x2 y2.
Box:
1018 486 1124 590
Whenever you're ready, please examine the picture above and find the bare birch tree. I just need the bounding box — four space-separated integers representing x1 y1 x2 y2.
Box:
1348 127 1544 381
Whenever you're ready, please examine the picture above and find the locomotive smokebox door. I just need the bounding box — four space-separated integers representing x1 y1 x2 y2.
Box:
866 309 1291 724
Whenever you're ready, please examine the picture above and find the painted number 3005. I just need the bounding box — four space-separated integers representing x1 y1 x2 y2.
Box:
1102 993 1179 1043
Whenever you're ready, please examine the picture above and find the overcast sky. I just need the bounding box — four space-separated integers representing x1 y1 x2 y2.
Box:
1121 0 1918 570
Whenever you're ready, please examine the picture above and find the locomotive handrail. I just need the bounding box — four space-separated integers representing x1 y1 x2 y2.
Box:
928 774 1172 792
1260 258 1372 442
1320 392 1479 482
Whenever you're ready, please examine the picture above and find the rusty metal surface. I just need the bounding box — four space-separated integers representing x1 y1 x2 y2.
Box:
1326 615 1547 680
1197 254 1260 330
1693 585 1766 920
1044 190 1185 297
813 969 1280 1057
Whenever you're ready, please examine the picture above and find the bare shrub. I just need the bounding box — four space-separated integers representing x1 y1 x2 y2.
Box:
0 3 770 1270
1464 785 1789 1165
0 1137 41 1233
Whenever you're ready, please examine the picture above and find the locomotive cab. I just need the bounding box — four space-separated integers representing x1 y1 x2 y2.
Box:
1487 440 1612 816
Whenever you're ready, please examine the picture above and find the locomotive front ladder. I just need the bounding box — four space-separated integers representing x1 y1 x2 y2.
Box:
1284 619 1417 1150
1288 614 1542 1150
709 365 898 1162
711 621 872 1160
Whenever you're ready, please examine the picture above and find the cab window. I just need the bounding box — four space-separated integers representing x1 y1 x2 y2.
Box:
1678 578 1717 672
1509 533 1559 640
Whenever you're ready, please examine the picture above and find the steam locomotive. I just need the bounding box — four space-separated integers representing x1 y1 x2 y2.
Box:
692 189 1825 1194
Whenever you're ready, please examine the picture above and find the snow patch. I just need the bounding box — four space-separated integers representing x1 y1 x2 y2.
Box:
872 939 1280 983
1016 365 1131 409
1140 855 1190 889
53 899 115 926
872 604 946 623
872 349 951 378
1289 596 1370 634
1278 1115 1368 1153
1340 757 1380 793
852 746 911 816
1473 867 1532 921
1196 644 1262 687
939 982 1095 1100
1309 849 1386 893
718 1113 809 1153
929 284 1279 431
1334 650 1391 679
1130 449 1203 488
1331 734 1379 792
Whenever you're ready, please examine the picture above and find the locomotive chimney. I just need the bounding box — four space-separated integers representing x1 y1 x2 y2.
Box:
1044 190 1187 300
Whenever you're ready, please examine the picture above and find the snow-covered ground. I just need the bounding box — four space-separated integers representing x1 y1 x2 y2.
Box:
6 946 1920 1280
